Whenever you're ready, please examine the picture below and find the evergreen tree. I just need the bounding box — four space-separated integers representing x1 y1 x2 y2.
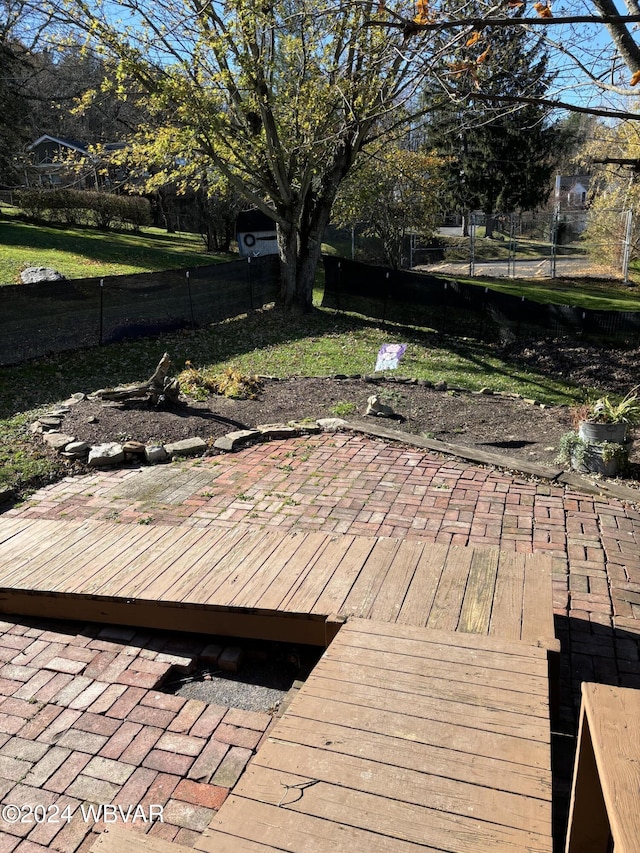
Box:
427 17 556 236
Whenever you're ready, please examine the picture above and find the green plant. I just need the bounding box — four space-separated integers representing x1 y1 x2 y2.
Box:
599 441 627 464
556 432 586 467
573 389 640 426
331 401 357 417
178 364 262 400
556 432 628 470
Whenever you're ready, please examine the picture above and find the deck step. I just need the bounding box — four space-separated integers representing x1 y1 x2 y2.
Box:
197 619 554 853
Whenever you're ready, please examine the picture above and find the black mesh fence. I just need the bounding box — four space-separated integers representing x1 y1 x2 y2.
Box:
0 256 279 365
322 256 640 345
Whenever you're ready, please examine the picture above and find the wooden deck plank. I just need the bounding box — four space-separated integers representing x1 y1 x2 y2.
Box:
249 739 551 836
0 518 39 548
99 528 215 599
321 643 547 703
0 518 62 566
306 655 549 718
282 536 356 611
201 531 291 605
93 527 213 597
365 540 424 623
254 534 336 612
310 536 377 615
396 542 449 627
521 554 556 645
458 548 499 635
282 692 548 769
145 527 258 601
489 551 526 641
202 797 431 853
300 671 549 740
425 546 474 631
329 628 549 682
269 715 551 799
341 616 550 657
0 520 108 587
339 538 401 619
43 524 159 593
229 765 552 853
136 527 252 600
77 525 186 595
229 533 321 609
242 533 335 612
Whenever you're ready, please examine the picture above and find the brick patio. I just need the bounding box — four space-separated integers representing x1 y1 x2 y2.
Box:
0 621 272 853
3 430 640 851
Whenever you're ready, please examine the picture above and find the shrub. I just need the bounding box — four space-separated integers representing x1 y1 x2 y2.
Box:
15 189 151 231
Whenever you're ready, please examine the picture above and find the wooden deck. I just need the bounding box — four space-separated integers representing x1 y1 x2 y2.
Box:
197 618 553 853
0 518 556 648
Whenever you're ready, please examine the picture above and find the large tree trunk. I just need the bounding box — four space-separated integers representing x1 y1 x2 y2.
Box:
276 195 334 312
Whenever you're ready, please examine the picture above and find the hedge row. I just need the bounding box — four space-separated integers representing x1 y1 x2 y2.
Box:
16 189 151 230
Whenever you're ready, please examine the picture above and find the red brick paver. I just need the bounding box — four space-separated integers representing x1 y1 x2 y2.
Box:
3 431 640 849
0 619 272 852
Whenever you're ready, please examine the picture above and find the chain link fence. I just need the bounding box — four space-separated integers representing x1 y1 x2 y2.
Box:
409 209 635 281
0 256 280 366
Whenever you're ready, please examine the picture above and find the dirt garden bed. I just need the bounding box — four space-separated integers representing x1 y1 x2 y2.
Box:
56 375 627 472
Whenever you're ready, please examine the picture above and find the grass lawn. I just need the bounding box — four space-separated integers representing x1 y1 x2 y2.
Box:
0 208 229 284
0 214 624 498
450 274 640 313
1 298 586 497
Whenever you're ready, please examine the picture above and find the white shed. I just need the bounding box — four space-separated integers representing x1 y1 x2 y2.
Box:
236 209 279 257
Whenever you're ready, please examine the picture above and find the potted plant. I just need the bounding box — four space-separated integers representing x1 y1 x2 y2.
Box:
558 389 638 477
573 389 640 445
557 433 629 478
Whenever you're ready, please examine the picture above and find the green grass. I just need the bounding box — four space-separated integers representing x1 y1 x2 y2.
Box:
1 299 589 497
0 213 621 498
454 274 640 312
0 207 229 284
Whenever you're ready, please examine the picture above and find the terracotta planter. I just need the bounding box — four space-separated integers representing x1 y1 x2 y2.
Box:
578 421 628 445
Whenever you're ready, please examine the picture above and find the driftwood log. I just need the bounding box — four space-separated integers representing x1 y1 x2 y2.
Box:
93 353 181 407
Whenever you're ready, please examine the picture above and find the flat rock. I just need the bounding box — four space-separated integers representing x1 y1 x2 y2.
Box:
42 432 75 451
123 440 147 455
145 445 169 464
62 441 90 458
63 393 86 406
38 416 63 430
164 437 207 457
213 430 260 452
256 424 300 439
288 421 321 434
88 443 125 467
317 418 347 431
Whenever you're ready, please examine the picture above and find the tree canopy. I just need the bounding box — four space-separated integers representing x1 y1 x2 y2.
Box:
7 0 640 306
426 17 556 230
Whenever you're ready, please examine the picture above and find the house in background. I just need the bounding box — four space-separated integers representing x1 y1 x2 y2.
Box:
23 135 100 189
555 174 591 210
236 208 279 257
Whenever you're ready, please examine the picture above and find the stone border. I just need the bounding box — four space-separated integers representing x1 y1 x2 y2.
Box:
29 388 640 507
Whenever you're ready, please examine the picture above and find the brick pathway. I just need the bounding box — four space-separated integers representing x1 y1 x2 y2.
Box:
0 620 272 853
4 430 640 850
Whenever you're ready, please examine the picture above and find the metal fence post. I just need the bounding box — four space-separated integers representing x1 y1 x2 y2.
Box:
550 210 559 279
507 213 516 279
186 270 196 328
469 217 476 277
99 278 104 346
622 209 633 283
